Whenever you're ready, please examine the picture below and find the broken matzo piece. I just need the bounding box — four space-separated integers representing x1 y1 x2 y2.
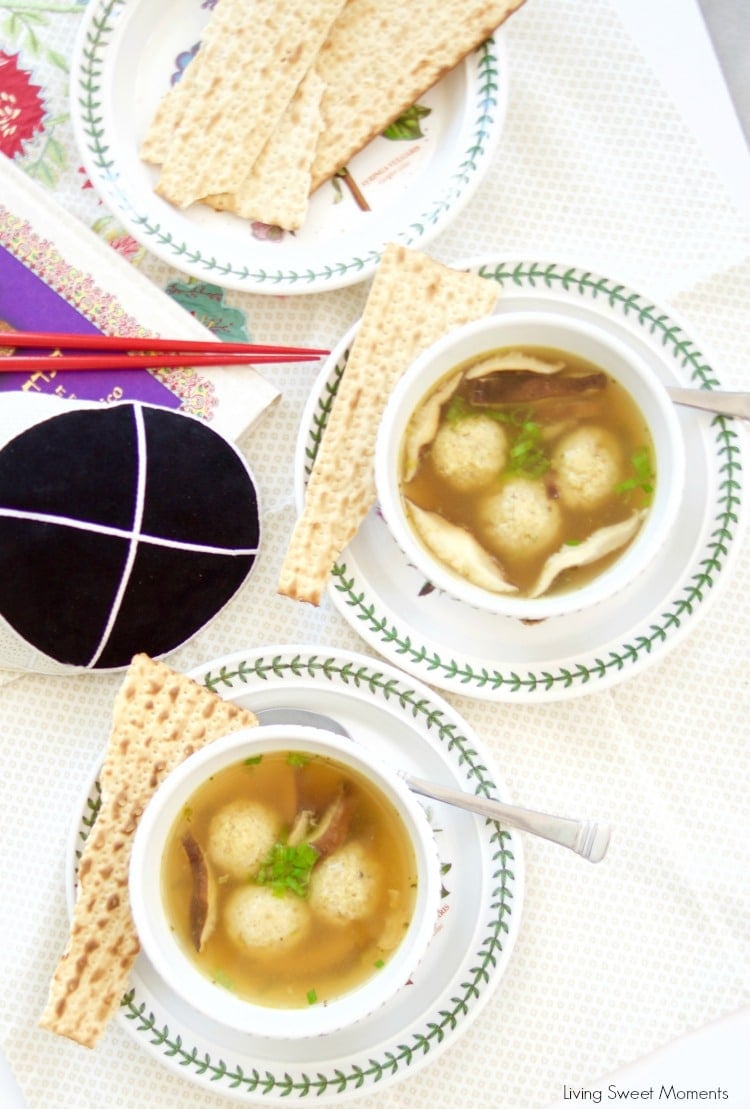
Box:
310 0 527 191
276 244 498 606
203 69 325 231
39 653 257 1048
139 0 265 166
140 27 213 165
151 0 346 209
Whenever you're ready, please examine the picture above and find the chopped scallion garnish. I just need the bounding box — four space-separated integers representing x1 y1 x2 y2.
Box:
256 841 319 898
504 416 548 479
212 968 236 992
286 752 310 767
444 396 473 424
615 446 655 501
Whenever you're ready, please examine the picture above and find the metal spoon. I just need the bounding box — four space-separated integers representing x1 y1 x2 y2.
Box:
667 387 750 420
255 707 611 863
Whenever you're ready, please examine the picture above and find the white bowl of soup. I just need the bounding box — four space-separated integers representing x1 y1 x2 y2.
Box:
129 724 441 1039
374 311 685 620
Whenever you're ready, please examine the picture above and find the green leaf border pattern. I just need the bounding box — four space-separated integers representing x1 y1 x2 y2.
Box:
76 654 517 1098
76 2 122 189
309 262 744 696
405 39 499 242
75 2 502 287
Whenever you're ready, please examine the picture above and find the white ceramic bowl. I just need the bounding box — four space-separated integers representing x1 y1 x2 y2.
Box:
374 311 686 620
129 724 441 1039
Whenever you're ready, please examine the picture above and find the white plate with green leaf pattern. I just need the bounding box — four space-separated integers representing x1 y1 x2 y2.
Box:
68 645 523 1103
70 0 508 294
295 259 747 702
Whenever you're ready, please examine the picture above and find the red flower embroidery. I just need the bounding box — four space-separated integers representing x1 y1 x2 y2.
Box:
0 52 46 158
108 233 142 261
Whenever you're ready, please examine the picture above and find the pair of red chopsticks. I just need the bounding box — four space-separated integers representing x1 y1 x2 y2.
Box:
0 330 329 371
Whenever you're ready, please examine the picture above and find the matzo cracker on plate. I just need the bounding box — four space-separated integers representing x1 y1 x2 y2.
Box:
277 245 498 606
39 654 257 1048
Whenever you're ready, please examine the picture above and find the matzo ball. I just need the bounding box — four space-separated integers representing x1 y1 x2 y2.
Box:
309 842 381 924
225 885 311 951
207 799 279 879
552 426 622 510
431 415 507 492
479 476 561 558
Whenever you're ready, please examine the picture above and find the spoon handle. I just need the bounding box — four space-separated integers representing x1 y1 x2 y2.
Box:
403 773 611 863
254 708 611 862
667 387 750 420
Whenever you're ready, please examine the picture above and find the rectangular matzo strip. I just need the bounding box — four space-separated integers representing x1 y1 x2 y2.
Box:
203 69 325 231
310 0 527 191
152 0 346 209
276 244 498 606
140 23 214 165
39 654 258 1048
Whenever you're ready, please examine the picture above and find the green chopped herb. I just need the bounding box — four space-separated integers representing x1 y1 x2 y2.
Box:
564 539 582 547
243 755 263 766
615 446 655 501
256 841 319 898
213 968 236 992
306 988 318 1005
444 395 474 425
504 414 549 479
374 958 385 969
286 752 310 767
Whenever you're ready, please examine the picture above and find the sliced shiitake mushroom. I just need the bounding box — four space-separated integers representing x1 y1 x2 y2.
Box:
467 370 607 406
305 783 354 859
182 832 218 953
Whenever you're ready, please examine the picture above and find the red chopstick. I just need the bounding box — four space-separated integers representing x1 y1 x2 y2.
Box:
1 330 329 356
0 330 329 370
0 352 323 371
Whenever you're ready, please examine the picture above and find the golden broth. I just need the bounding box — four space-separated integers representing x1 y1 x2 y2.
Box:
161 751 418 1009
401 345 656 598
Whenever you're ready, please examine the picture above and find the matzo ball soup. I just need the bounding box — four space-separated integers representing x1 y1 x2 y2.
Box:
161 750 419 1009
400 345 656 599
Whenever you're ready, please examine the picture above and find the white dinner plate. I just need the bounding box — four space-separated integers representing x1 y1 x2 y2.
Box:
295 259 748 702
67 645 523 1103
70 0 508 294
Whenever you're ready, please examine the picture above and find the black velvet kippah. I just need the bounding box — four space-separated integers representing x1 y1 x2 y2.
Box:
0 402 260 671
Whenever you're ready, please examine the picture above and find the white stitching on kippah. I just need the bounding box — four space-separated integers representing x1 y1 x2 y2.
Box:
0 508 260 557
87 405 148 668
